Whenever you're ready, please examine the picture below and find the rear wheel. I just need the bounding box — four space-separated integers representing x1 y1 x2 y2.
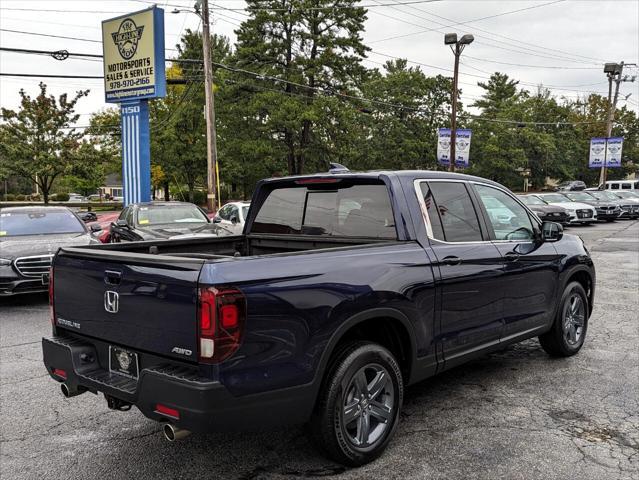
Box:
539 281 589 357
309 342 403 467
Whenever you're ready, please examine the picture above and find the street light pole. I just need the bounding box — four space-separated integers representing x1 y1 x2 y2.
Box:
599 62 636 186
450 45 461 173
444 33 473 172
200 0 218 213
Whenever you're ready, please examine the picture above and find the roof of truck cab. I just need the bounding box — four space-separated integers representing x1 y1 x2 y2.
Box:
259 170 503 188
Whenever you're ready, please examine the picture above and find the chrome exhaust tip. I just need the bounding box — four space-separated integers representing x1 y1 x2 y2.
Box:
163 424 191 442
61 383 86 398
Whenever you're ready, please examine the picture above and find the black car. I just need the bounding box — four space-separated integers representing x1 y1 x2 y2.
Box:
108 201 232 243
0 206 100 296
76 211 98 223
519 195 571 224
562 192 621 222
556 180 587 192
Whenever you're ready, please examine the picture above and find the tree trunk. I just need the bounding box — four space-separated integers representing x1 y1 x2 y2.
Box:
163 181 170 201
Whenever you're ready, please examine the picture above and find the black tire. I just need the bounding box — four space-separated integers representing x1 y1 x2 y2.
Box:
309 341 403 467
606 218 615 222
539 281 589 357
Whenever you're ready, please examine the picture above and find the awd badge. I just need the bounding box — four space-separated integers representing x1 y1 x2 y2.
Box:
111 18 144 60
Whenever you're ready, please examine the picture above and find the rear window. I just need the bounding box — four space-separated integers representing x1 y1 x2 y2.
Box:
251 182 396 239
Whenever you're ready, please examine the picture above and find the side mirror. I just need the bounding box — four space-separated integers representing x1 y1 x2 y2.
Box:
541 221 563 242
230 215 239 225
90 224 102 233
212 216 221 224
115 219 129 228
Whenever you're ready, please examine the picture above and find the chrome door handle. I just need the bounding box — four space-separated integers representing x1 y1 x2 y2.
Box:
442 256 462 266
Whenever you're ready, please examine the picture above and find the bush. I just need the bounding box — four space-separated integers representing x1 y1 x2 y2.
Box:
15 194 26 201
30 193 41 201
55 192 70 202
4 194 16 201
191 190 207 206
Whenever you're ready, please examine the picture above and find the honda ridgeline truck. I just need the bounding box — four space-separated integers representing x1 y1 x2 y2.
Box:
43 170 595 466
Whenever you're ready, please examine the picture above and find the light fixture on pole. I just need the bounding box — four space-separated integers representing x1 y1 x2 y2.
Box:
444 33 473 172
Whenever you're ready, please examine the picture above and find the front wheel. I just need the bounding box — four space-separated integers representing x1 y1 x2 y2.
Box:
309 342 403 467
539 281 589 357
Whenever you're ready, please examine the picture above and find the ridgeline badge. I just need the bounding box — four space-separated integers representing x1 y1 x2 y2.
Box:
112 18 144 60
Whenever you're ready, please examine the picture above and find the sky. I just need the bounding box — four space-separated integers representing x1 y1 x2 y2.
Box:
1 0 638 125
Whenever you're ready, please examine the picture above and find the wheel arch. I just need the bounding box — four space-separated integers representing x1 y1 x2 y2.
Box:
311 308 416 400
563 267 595 317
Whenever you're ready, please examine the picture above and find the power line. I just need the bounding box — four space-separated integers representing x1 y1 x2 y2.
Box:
369 0 565 44
383 0 606 65
0 1 444 15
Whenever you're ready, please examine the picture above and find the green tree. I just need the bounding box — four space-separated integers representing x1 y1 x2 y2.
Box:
233 0 369 175
0 83 90 204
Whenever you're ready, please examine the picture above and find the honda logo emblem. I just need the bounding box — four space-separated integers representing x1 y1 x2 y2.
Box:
104 290 119 314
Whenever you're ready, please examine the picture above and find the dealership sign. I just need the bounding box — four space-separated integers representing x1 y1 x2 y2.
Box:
102 7 166 103
437 128 472 167
589 137 623 169
102 6 165 206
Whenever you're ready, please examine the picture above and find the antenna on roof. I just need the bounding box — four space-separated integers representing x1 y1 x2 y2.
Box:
328 163 349 174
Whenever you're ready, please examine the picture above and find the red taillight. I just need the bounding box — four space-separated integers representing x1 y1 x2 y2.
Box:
49 266 55 326
52 368 66 380
155 404 180 419
198 287 246 363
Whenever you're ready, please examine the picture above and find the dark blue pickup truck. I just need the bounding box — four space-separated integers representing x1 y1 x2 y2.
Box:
43 170 595 466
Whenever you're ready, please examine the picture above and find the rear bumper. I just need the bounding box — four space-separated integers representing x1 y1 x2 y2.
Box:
42 335 315 433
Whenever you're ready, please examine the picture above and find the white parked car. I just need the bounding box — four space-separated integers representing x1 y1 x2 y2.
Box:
532 193 597 224
213 201 250 235
603 180 639 191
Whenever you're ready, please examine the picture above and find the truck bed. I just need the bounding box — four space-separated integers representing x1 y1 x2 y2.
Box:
65 233 398 259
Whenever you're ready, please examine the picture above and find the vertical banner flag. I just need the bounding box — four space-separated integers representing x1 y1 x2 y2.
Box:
606 137 623 168
588 138 606 169
102 6 165 205
437 129 472 167
589 137 623 169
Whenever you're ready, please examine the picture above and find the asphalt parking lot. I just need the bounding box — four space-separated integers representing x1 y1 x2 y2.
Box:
1 220 638 480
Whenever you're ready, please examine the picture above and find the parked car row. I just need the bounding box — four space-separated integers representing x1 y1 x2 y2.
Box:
518 190 639 225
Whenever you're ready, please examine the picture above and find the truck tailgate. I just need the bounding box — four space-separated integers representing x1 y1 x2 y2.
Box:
53 248 204 362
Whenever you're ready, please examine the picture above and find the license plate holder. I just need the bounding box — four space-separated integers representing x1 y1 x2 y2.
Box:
109 346 139 379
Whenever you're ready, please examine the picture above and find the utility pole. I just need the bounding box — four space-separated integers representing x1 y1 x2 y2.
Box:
200 0 218 213
444 33 474 172
599 62 636 185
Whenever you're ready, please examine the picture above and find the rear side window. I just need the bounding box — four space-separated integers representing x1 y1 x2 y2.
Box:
252 182 396 238
611 183 619 189
419 181 483 242
621 183 631 190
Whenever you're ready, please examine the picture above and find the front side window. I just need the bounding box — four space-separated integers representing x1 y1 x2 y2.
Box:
611 183 620 189
475 185 535 241
419 182 483 242
252 182 396 238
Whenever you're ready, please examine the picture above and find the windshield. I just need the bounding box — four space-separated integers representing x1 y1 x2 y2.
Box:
136 205 208 225
0 210 85 237
589 191 617 201
521 196 545 205
615 191 639 199
539 194 570 203
565 192 595 202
